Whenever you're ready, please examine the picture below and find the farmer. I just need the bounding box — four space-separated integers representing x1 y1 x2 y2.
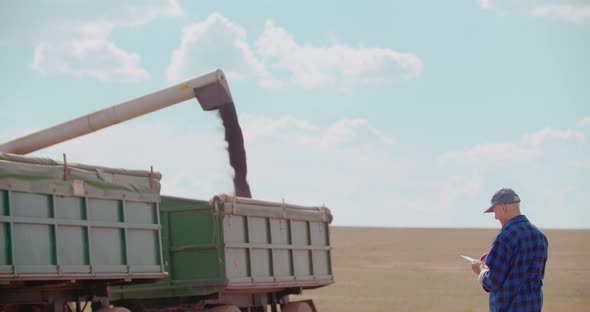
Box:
471 188 548 312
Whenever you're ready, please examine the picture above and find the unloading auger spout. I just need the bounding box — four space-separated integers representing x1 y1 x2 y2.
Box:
0 69 233 155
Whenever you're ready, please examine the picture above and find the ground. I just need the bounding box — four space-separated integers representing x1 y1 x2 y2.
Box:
300 227 590 312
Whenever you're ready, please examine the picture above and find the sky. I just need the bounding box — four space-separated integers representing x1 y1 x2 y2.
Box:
0 0 589 229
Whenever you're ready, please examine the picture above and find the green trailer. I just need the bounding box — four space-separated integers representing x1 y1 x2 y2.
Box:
0 152 166 310
111 195 334 311
0 153 334 311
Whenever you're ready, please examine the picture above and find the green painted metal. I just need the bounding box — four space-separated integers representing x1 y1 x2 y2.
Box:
110 196 226 300
0 189 165 280
111 195 335 302
0 152 165 281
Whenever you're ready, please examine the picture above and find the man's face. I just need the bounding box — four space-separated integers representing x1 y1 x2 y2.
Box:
492 204 506 226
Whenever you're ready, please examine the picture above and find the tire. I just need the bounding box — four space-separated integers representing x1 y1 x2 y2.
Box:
207 305 241 312
282 302 313 312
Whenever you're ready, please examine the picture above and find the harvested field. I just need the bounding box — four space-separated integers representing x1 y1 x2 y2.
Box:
300 227 590 312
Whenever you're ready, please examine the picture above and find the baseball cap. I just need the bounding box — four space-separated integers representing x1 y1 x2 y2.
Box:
484 188 521 213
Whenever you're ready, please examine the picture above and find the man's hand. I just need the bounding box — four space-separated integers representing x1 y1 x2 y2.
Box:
471 260 486 275
480 252 488 262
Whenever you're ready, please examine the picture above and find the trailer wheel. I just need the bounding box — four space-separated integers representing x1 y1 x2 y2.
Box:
282 302 313 312
207 305 240 312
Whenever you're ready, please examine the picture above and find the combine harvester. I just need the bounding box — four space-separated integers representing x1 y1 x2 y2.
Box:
0 70 334 312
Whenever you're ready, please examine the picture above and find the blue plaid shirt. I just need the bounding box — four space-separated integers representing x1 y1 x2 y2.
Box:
480 215 548 312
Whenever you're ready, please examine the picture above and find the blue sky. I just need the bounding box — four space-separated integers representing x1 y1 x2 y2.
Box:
1 0 589 228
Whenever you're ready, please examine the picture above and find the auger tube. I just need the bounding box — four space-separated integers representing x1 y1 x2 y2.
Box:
0 69 233 155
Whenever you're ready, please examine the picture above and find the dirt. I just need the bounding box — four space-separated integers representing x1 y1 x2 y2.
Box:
300 227 590 312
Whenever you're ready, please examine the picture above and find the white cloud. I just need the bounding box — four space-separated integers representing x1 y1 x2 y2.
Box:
381 171 485 227
531 5 590 24
237 115 412 223
435 124 589 228
240 114 396 147
579 116 590 127
5 113 589 228
567 159 590 169
19 121 232 198
256 20 423 88
323 119 397 146
481 0 494 9
521 127 586 146
167 14 423 89
258 78 284 89
1 0 184 42
481 0 590 24
68 1 183 39
438 143 540 167
167 13 270 83
32 39 150 82
439 127 586 168
240 114 320 144
11 114 401 210
24 0 183 82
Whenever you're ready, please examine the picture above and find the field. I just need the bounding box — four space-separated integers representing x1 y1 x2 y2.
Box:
301 227 590 312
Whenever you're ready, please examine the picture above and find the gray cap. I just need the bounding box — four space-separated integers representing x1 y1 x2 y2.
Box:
484 188 521 213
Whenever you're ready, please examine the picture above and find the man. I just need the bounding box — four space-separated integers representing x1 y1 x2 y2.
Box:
471 188 549 312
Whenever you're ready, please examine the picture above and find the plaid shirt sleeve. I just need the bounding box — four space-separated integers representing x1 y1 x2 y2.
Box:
480 232 512 293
